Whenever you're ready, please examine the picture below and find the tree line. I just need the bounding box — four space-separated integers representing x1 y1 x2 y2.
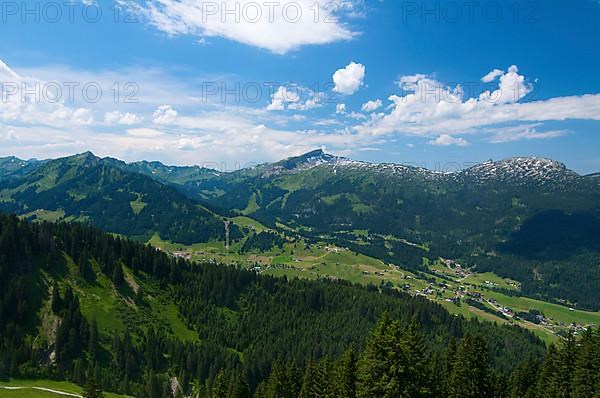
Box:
1 213 595 397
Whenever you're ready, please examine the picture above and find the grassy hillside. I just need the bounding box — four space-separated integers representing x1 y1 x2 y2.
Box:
167 152 600 310
0 153 241 245
5 151 600 312
148 223 600 344
0 214 547 397
0 379 128 397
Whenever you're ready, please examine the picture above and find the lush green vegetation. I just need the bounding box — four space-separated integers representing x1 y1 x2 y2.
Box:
4 151 600 312
218 315 600 398
0 214 549 397
151 150 600 310
0 379 127 397
149 230 600 342
3 150 600 396
0 153 241 245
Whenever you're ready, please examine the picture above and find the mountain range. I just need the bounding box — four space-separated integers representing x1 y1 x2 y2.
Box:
0 152 240 245
1 150 600 309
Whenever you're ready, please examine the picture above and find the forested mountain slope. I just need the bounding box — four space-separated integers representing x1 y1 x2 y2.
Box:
3 150 600 309
0 213 548 397
150 150 600 310
0 153 240 244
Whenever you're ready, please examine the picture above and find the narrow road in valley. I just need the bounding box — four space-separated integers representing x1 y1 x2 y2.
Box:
0 385 82 397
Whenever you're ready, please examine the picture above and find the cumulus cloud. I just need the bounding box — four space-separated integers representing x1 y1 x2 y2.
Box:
481 69 504 83
46 106 94 126
333 62 365 95
266 85 322 111
267 86 300 111
479 65 532 104
3 58 599 165
141 0 359 54
71 108 94 125
0 60 97 127
361 99 382 112
153 105 178 124
0 58 377 164
105 111 143 125
429 134 469 146
348 111 367 120
397 74 430 88
357 65 600 144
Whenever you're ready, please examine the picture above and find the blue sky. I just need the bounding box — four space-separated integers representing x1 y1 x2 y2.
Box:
1 0 599 173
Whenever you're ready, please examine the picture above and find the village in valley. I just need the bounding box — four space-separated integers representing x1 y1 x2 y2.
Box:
162 229 598 344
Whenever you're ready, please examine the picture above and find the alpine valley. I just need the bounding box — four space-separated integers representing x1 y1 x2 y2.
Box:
1 150 600 397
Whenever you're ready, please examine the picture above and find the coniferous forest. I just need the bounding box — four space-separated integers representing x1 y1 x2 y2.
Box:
2 0 600 393
1 213 599 397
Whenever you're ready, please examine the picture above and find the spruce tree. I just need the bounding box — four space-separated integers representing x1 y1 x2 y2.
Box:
0 358 7 382
212 369 228 398
226 368 250 398
88 319 99 362
572 329 600 398
357 313 393 397
267 359 296 398
535 344 561 398
51 281 62 314
441 337 457 396
113 263 125 286
314 357 333 397
358 315 424 398
558 331 577 398
508 355 539 398
285 361 303 398
78 248 90 280
334 345 357 398
448 334 493 398
82 375 105 398
402 319 430 397
299 359 317 398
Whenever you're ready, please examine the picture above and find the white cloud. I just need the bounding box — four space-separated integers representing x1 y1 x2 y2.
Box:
71 108 94 125
336 103 347 114
290 92 323 111
333 62 365 95
267 85 322 111
361 99 382 112
127 128 164 138
0 129 18 141
357 66 600 143
45 105 94 126
105 111 143 125
267 86 300 110
429 134 469 146
481 69 504 83
479 65 532 104
0 60 98 128
141 0 358 54
348 111 367 120
153 105 179 124
0 58 380 164
3 58 599 166
398 74 430 88
0 59 20 80
486 124 568 143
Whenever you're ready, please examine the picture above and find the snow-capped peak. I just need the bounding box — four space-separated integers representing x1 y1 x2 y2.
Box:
461 157 578 183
